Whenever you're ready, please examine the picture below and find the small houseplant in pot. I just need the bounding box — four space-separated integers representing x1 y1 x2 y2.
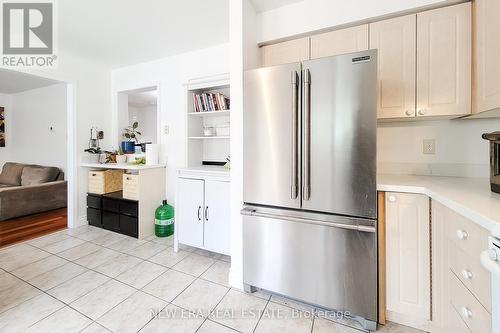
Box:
121 121 141 154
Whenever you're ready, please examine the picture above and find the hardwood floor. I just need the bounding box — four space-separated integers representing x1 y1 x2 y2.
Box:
0 208 67 248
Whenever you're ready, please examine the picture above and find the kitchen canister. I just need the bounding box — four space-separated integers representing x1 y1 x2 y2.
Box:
145 143 160 165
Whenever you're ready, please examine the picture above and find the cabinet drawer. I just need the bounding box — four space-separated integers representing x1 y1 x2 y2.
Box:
120 200 138 217
123 174 139 200
448 302 472 333
102 211 120 231
87 208 102 227
446 209 489 258
120 215 138 238
102 197 120 213
449 271 491 333
87 194 102 209
448 239 491 311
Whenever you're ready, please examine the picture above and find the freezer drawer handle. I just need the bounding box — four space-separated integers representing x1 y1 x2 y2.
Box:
291 70 299 200
241 209 375 233
303 68 311 201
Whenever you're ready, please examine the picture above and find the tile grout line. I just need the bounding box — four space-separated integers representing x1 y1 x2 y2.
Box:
1 230 236 332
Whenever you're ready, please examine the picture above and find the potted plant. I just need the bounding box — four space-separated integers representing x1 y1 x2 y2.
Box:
84 147 102 163
121 121 141 154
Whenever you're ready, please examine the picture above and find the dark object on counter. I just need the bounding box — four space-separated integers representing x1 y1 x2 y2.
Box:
482 131 500 194
135 142 152 153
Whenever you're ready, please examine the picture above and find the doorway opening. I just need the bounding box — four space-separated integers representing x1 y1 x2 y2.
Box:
0 69 75 247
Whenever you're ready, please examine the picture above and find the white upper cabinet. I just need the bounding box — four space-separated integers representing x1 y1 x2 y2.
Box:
416 3 471 117
370 15 417 119
473 0 500 114
261 37 310 67
310 25 368 59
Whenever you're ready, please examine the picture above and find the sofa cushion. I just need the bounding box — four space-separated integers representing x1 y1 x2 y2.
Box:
0 162 24 186
21 166 60 186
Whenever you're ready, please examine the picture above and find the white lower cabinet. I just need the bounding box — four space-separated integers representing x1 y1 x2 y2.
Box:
177 178 205 249
385 192 431 330
176 172 230 256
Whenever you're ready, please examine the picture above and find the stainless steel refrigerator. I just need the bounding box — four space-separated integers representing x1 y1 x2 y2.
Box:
242 50 378 330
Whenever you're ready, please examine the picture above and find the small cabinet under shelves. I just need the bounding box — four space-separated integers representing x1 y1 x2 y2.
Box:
175 168 230 256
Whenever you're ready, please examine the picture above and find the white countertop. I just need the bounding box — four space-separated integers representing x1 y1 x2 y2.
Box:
80 163 167 170
378 174 500 237
178 166 230 177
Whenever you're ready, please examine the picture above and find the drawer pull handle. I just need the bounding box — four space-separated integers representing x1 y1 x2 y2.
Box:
461 307 473 319
461 269 473 280
456 229 468 240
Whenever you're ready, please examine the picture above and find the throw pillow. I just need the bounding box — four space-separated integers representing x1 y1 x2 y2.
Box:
21 166 60 186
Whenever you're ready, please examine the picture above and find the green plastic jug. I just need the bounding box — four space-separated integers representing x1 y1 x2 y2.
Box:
155 200 174 237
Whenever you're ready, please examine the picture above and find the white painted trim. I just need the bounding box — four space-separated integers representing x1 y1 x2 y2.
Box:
386 310 432 331
66 82 78 228
77 215 88 228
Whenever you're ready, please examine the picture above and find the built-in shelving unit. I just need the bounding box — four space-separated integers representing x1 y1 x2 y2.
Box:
188 110 230 117
186 74 230 169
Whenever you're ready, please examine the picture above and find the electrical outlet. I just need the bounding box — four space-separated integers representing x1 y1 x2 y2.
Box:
423 139 436 155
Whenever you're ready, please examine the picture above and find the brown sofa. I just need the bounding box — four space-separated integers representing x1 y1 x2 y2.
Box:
0 162 67 221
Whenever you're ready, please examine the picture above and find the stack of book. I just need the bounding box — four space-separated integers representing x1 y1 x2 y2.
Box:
192 93 230 112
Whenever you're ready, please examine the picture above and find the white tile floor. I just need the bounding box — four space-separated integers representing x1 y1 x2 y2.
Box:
0 226 426 333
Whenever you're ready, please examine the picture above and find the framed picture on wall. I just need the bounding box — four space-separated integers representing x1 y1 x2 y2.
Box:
0 107 5 147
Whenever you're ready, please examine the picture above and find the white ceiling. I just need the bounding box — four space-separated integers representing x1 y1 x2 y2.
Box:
128 90 158 108
59 0 229 68
0 69 61 94
250 0 303 12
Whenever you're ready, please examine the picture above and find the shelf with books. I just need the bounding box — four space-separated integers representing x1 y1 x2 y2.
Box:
188 136 230 140
188 110 230 117
186 74 230 169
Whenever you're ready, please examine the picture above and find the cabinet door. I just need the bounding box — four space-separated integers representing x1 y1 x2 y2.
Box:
261 37 310 67
203 180 230 255
370 15 416 119
473 0 500 114
310 25 368 59
385 193 430 326
177 178 204 248
417 3 471 117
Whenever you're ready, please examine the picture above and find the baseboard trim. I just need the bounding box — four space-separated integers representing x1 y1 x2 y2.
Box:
386 310 431 332
75 215 88 228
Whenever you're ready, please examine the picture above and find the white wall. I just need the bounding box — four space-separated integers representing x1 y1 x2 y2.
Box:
257 0 452 42
0 93 13 167
128 105 158 144
229 0 260 289
112 44 230 202
378 118 500 178
18 49 112 227
5 84 67 171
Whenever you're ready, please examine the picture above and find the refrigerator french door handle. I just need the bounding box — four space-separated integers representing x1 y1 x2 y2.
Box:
291 71 299 200
303 68 311 201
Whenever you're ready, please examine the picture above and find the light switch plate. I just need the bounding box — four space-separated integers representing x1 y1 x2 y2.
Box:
423 139 436 155
164 125 169 135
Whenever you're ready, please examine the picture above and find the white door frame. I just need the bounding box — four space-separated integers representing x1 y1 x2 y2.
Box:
0 68 78 228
